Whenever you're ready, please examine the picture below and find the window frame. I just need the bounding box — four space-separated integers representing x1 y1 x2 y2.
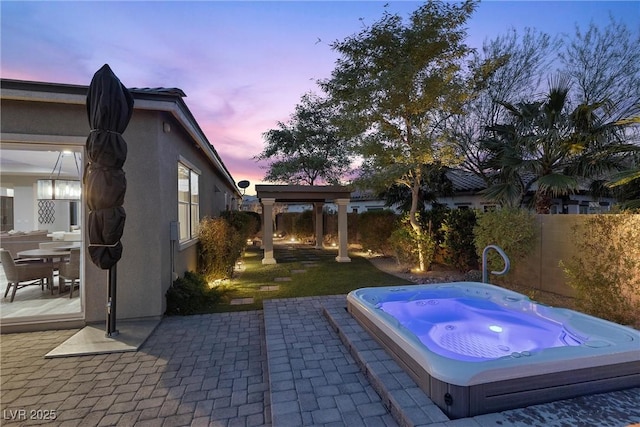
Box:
177 157 201 246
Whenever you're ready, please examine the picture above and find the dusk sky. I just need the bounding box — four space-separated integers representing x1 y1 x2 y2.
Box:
2 1 639 195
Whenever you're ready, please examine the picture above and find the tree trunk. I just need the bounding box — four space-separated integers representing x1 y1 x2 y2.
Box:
535 191 552 214
409 174 425 271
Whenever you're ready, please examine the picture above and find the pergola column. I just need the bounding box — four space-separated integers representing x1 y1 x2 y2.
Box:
261 198 276 265
335 198 351 263
314 202 324 249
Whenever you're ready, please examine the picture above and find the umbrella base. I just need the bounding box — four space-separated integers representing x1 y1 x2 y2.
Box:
45 318 160 358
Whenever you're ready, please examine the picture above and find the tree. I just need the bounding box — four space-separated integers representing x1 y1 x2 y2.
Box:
379 162 453 213
560 17 640 209
256 92 351 185
452 18 639 212
559 17 640 124
607 154 640 209
449 28 561 184
322 0 479 271
482 75 638 213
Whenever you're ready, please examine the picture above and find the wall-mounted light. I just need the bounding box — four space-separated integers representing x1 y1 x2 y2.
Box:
36 152 81 200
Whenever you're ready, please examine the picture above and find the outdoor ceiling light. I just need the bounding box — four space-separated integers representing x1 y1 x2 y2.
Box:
36 152 81 200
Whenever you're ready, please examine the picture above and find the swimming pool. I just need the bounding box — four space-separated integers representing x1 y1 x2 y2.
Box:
347 282 640 418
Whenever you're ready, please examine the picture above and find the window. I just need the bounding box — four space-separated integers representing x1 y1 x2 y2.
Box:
1 196 14 232
178 161 200 241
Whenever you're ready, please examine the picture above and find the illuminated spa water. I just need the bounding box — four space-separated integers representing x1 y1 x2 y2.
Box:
379 296 582 362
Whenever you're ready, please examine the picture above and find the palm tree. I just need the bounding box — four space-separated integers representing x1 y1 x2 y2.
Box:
607 164 640 209
482 75 636 213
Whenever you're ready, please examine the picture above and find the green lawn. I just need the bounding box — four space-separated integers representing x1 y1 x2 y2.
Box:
210 243 409 312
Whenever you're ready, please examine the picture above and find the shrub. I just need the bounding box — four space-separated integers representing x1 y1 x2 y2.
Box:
443 209 479 271
221 210 260 240
198 216 246 281
276 212 294 236
562 212 640 325
420 203 449 247
293 210 314 239
348 212 359 243
473 208 537 274
358 210 398 255
419 204 450 263
165 271 228 315
389 220 436 271
244 211 262 236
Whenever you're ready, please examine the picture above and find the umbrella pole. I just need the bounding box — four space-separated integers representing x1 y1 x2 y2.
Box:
106 264 119 337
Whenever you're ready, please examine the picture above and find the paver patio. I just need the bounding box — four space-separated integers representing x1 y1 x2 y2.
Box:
1 292 639 426
0 242 640 427
1 311 270 427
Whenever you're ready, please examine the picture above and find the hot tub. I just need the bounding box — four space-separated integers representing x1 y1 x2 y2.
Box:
347 282 640 419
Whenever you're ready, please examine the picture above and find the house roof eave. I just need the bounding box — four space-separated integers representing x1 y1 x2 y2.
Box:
0 78 241 197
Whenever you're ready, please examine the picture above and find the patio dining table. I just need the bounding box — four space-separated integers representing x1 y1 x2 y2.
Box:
17 248 71 262
16 248 72 295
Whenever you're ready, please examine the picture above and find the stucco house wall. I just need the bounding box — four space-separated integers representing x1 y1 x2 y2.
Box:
1 79 240 326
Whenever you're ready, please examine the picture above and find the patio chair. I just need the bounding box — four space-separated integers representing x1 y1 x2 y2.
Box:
59 248 80 298
0 249 54 302
0 246 45 265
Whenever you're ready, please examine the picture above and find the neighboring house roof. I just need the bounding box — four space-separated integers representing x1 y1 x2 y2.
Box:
0 78 240 197
351 189 380 201
443 169 607 194
130 87 187 97
444 170 486 192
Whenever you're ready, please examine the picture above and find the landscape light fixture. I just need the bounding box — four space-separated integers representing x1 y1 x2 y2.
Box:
36 151 81 200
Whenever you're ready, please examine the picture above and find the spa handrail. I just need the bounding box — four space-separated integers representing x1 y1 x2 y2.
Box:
482 245 510 283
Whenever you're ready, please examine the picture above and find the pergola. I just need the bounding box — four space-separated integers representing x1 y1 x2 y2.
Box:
255 185 352 264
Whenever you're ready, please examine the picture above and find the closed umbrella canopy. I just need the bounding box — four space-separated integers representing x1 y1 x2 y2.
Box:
85 64 134 270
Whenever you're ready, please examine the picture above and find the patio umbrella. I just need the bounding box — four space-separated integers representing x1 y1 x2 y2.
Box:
85 64 134 337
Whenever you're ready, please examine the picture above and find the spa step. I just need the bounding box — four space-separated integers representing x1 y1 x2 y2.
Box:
323 305 449 427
